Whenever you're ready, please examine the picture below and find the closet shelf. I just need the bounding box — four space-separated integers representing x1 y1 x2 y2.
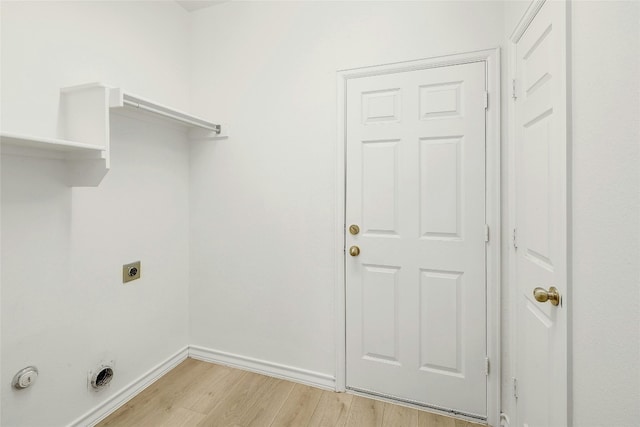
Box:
0 131 106 156
2 83 224 187
113 91 222 134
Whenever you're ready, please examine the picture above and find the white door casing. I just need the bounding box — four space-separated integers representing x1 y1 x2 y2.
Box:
511 1 569 426
344 61 488 419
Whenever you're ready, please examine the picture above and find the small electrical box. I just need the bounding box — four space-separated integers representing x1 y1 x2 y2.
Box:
123 261 141 283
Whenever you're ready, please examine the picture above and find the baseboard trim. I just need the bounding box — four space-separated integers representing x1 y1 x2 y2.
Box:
188 345 336 391
69 346 189 427
69 345 335 426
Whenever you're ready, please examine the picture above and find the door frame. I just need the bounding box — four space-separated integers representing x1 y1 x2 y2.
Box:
506 0 571 425
334 48 501 426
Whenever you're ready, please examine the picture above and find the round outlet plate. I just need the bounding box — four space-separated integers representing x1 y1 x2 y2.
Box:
12 366 38 389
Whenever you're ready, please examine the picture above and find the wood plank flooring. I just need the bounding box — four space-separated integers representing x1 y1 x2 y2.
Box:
98 358 484 427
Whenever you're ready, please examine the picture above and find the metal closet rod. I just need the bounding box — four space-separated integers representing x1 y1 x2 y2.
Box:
123 99 221 134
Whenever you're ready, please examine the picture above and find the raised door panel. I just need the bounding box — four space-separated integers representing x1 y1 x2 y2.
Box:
361 265 401 365
419 269 463 377
419 137 462 240
362 140 400 236
419 82 463 120
363 89 401 124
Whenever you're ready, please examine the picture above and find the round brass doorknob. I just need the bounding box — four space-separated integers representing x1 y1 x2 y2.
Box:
349 224 360 235
533 286 560 306
349 246 360 257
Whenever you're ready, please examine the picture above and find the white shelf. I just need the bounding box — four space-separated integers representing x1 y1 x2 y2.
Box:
59 83 226 136
112 90 223 135
1 130 108 187
2 83 224 187
0 132 106 155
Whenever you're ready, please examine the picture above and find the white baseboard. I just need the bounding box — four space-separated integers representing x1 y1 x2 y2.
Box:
69 346 189 427
69 345 334 426
189 345 336 391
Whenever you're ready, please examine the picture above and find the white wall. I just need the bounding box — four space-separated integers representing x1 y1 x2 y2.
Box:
1 2 192 425
570 1 640 425
188 0 504 380
502 1 640 426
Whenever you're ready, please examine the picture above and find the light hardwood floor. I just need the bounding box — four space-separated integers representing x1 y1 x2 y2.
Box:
98 358 485 427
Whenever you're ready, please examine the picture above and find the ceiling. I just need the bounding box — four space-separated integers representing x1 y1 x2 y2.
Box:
176 0 229 12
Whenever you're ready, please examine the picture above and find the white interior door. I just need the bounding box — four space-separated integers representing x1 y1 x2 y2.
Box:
513 1 568 426
345 61 488 418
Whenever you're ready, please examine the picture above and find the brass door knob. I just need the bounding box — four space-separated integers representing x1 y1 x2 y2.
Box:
349 224 360 235
349 246 360 257
533 286 560 306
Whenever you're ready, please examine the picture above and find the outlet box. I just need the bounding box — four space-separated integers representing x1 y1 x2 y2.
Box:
122 261 141 283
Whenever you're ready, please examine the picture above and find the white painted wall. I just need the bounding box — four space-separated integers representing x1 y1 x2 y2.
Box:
502 1 640 425
188 0 504 380
1 2 192 425
570 1 640 425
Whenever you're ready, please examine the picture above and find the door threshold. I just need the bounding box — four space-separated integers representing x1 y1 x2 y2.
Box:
346 386 487 424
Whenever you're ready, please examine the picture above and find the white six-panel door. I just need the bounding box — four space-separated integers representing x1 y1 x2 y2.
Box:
513 1 568 425
345 61 488 418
